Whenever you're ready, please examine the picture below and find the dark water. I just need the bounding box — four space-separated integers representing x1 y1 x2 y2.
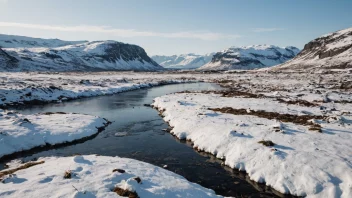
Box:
2 83 284 197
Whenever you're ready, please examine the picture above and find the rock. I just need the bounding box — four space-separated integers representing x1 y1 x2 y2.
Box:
133 177 142 183
112 169 125 173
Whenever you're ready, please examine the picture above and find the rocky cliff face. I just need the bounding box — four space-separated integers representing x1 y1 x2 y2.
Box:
270 27 352 71
152 53 215 69
198 45 300 70
0 34 162 71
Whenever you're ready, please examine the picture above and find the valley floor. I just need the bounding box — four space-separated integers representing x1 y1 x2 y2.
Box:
0 71 351 197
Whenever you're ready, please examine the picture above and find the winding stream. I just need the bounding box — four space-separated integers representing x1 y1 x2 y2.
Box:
1 83 287 197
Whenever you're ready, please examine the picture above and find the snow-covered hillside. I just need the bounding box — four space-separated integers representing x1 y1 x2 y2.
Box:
198 45 300 70
152 53 214 69
0 34 162 71
0 34 87 48
270 27 352 71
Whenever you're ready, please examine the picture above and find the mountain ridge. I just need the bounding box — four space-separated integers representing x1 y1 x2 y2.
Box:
0 34 162 71
198 44 300 70
152 53 215 69
269 27 352 71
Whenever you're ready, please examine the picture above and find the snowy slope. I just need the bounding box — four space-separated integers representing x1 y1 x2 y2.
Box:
152 53 215 69
0 34 87 48
0 34 162 71
199 45 300 70
270 27 352 71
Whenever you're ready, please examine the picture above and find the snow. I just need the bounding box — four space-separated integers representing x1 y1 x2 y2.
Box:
152 53 215 69
153 93 352 197
0 71 350 197
0 72 198 107
0 34 162 71
151 71 352 197
199 45 300 71
0 34 87 48
0 155 220 198
270 27 352 71
0 110 108 159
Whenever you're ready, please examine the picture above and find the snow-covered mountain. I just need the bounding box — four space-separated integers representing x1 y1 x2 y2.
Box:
0 34 87 48
0 34 162 71
270 27 352 71
152 53 215 69
198 45 300 70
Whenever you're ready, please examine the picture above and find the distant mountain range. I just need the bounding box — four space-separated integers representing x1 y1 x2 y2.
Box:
198 45 300 70
2 26 350 72
270 27 352 71
151 53 215 69
0 34 162 71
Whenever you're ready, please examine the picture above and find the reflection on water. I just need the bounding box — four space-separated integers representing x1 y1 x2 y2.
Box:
2 83 285 197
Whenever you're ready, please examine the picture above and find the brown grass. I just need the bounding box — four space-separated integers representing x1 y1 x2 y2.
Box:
276 98 319 107
113 186 139 198
209 107 326 127
0 161 45 179
308 124 323 133
178 89 319 107
177 89 263 98
64 170 72 179
258 140 275 147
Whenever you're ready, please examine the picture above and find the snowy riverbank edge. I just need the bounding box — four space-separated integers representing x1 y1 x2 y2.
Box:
0 155 221 198
152 93 352 198
0 110 110 160
0 72 199 108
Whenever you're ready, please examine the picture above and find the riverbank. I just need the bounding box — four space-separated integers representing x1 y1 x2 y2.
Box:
0 155 221 197
0 110 110 160
152 72 352 197
0 71 351 197
0 72 200 108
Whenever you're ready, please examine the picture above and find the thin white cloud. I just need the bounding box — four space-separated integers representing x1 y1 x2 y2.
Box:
252 28 285 32
0 22 240 40
0 0 8 3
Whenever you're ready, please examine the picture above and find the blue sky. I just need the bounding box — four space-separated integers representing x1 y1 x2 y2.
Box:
0 0 351 55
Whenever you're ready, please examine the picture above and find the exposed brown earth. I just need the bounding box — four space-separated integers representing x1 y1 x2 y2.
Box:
113 186 139 198
209 107 326 128
0 161 45 180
